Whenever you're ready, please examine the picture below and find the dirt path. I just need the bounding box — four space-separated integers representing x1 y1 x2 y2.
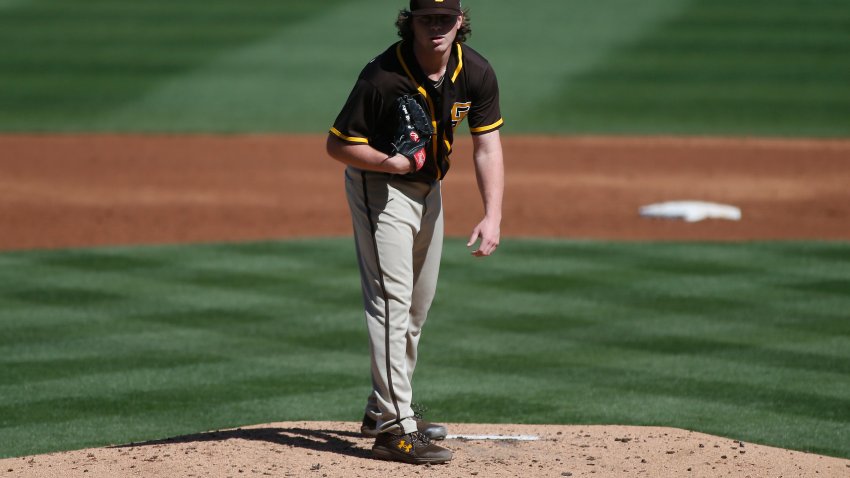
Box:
2 422 848 478
2 134 849 251
2 134 850 476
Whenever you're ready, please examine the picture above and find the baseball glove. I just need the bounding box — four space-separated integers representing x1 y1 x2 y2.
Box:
392 95 434 172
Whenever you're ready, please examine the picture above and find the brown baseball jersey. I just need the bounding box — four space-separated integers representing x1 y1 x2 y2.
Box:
330 40 503 182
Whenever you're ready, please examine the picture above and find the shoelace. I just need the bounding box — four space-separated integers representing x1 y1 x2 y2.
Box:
409 431 431 446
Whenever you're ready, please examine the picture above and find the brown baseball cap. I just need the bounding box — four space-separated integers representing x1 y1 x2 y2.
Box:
410 0 462 16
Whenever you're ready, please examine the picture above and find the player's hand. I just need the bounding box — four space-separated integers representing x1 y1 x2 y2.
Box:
467 217 500 257
384 153 417 174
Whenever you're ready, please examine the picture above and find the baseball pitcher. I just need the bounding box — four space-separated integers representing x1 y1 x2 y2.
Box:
326 0 504 464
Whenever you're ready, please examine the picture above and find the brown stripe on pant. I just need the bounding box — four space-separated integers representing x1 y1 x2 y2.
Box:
345 166 444 435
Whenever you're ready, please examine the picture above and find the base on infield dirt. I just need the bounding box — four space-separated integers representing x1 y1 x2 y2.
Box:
3 135 850 251
2 421 848 478
639 200 742 222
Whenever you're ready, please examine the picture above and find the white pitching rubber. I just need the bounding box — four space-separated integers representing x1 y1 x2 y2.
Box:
446 434 539 441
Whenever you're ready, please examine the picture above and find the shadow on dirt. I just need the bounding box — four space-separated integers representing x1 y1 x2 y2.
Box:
110 427 372 460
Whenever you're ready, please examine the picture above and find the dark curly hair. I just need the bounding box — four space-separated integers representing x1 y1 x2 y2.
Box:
395 9 471 43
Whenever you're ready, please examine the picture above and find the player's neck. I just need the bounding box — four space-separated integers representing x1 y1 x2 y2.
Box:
413 43 451 82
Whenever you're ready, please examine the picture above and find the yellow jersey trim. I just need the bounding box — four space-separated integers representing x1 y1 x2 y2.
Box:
450 43 463 83
329 127 369 144
470 118 504 134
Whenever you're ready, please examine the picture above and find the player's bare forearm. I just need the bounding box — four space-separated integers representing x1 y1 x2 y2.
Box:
467 130 504 257
326 135 412 174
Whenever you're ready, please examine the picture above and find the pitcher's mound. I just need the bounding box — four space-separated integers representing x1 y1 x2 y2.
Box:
3 422 848 477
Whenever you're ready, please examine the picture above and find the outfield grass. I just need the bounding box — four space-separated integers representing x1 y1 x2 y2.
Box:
0 0 848 135
544 0 850 136
0 239 848 459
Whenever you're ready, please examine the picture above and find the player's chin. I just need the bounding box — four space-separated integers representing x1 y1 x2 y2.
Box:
429 36 451 49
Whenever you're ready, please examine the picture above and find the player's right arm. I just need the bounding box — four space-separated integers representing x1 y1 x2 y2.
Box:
326 136 412 175
329 72 416 174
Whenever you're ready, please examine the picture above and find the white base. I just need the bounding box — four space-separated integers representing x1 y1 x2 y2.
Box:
639 200 742 222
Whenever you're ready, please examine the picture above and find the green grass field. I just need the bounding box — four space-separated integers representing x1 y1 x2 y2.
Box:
0 0 848 134
1 0 849 464
1 239 848 458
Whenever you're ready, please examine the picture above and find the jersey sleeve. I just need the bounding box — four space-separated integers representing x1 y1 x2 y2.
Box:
467 64 504 135
329 77 384 144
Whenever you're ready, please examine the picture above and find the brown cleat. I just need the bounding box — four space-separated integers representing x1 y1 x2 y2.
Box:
413 418 448 441
361 415 448 440
372 431 453 464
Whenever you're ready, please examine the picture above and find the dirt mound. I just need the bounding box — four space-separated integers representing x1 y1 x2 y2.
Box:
2 421 848 477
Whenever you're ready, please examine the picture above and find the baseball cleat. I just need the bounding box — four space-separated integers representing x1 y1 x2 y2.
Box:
372 431 452 464
361 414 448 440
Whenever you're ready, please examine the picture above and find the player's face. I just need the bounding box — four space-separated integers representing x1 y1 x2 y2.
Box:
412 14 462 53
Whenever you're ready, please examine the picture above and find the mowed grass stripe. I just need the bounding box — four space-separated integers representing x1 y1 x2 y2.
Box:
0 381 366 459
548 0 850 136
436 308 850 403
0 351 227 386
414 365 850 458
0 370 361 429
445 312 850 378
429 349 850 423
0 239 848 459
0 0 690 133
3 0 848 135
0 348 364 407
0 0 345 129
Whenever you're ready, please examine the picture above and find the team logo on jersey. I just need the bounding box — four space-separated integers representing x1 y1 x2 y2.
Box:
451 102 472 128
410 131 420 142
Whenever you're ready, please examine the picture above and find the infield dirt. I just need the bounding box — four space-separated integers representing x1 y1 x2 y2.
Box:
3 422 850 478
2 134 850 251
1 134 849 477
